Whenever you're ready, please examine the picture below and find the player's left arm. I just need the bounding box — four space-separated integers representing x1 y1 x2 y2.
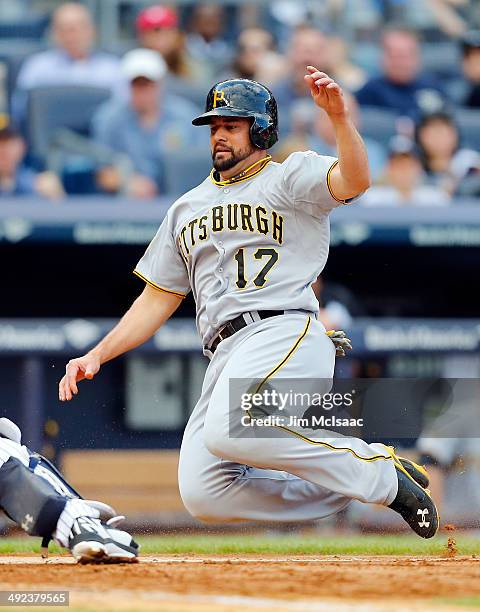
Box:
304 66 371 201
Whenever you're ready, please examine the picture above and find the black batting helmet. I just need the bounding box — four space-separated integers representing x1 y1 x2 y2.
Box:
192 79 278 150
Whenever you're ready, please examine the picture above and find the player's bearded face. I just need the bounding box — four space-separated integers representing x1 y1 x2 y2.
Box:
210 119 256 172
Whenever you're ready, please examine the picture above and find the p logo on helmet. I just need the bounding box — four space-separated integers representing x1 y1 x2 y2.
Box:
212 90 225 108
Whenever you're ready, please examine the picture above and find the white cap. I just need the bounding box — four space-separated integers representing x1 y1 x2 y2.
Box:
0 418 21 444
121 48 167 82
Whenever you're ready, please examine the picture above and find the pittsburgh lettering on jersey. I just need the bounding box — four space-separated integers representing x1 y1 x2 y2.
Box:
178 204 284 255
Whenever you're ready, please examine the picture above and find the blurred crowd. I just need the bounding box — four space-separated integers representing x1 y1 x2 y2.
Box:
0 0 480 202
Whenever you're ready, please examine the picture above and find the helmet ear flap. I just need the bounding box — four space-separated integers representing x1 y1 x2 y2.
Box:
250 115 278 150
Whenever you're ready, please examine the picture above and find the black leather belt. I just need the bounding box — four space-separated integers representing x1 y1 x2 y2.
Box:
206 310 285 354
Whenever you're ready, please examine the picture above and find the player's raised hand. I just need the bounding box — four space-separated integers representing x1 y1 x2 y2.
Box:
304 66 347 116
59 353 101 401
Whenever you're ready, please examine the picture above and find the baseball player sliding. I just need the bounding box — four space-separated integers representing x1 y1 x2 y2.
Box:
60 68 439 538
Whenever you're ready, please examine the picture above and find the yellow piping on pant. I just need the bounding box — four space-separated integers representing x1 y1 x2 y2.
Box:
252 316 392 463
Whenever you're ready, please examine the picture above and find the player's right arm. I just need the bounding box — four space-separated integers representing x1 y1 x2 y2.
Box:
58 285 182 401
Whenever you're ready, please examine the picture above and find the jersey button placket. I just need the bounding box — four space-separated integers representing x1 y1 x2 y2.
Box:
215 240 226 285
213 190 228 287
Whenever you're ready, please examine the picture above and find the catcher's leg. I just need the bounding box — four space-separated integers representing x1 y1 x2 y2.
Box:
0 422 138 563
0 455 67 538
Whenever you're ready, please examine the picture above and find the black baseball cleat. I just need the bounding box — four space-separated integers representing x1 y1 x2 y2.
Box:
68 516 139 563
388 466 439 539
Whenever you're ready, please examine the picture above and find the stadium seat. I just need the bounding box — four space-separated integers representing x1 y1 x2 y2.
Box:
26 85 111 164
359 106 399 146
454 108 480 151
163 149 212 195
421 42 460 79
0 42 45 113
0 14 49 40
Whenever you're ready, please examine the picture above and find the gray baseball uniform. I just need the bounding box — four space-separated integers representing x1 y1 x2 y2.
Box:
135 151 398 522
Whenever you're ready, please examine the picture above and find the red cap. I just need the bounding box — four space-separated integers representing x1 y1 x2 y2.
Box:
136 6 178 32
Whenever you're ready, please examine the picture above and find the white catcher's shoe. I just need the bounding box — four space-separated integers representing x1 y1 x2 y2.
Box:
68 516 139 563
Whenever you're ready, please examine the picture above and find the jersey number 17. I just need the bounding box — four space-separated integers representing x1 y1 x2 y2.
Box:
234 248 279 289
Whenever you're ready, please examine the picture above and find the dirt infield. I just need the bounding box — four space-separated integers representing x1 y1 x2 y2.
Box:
0 555 479 611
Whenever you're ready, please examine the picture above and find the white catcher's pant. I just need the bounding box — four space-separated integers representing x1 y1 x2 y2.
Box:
178 313 398 522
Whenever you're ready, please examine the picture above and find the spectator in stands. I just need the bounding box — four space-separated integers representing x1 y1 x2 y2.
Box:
356 28 445 119
360 135 450 206
274 93 386 180
460 31 480 108
0 122 63 199
272 26 334 133
136 4 204 106
12 3 122 124
372 0 468 38
92 49 202 199
266 29 364 98
415 110 480 196
186 3 232 79
226 28 281 81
